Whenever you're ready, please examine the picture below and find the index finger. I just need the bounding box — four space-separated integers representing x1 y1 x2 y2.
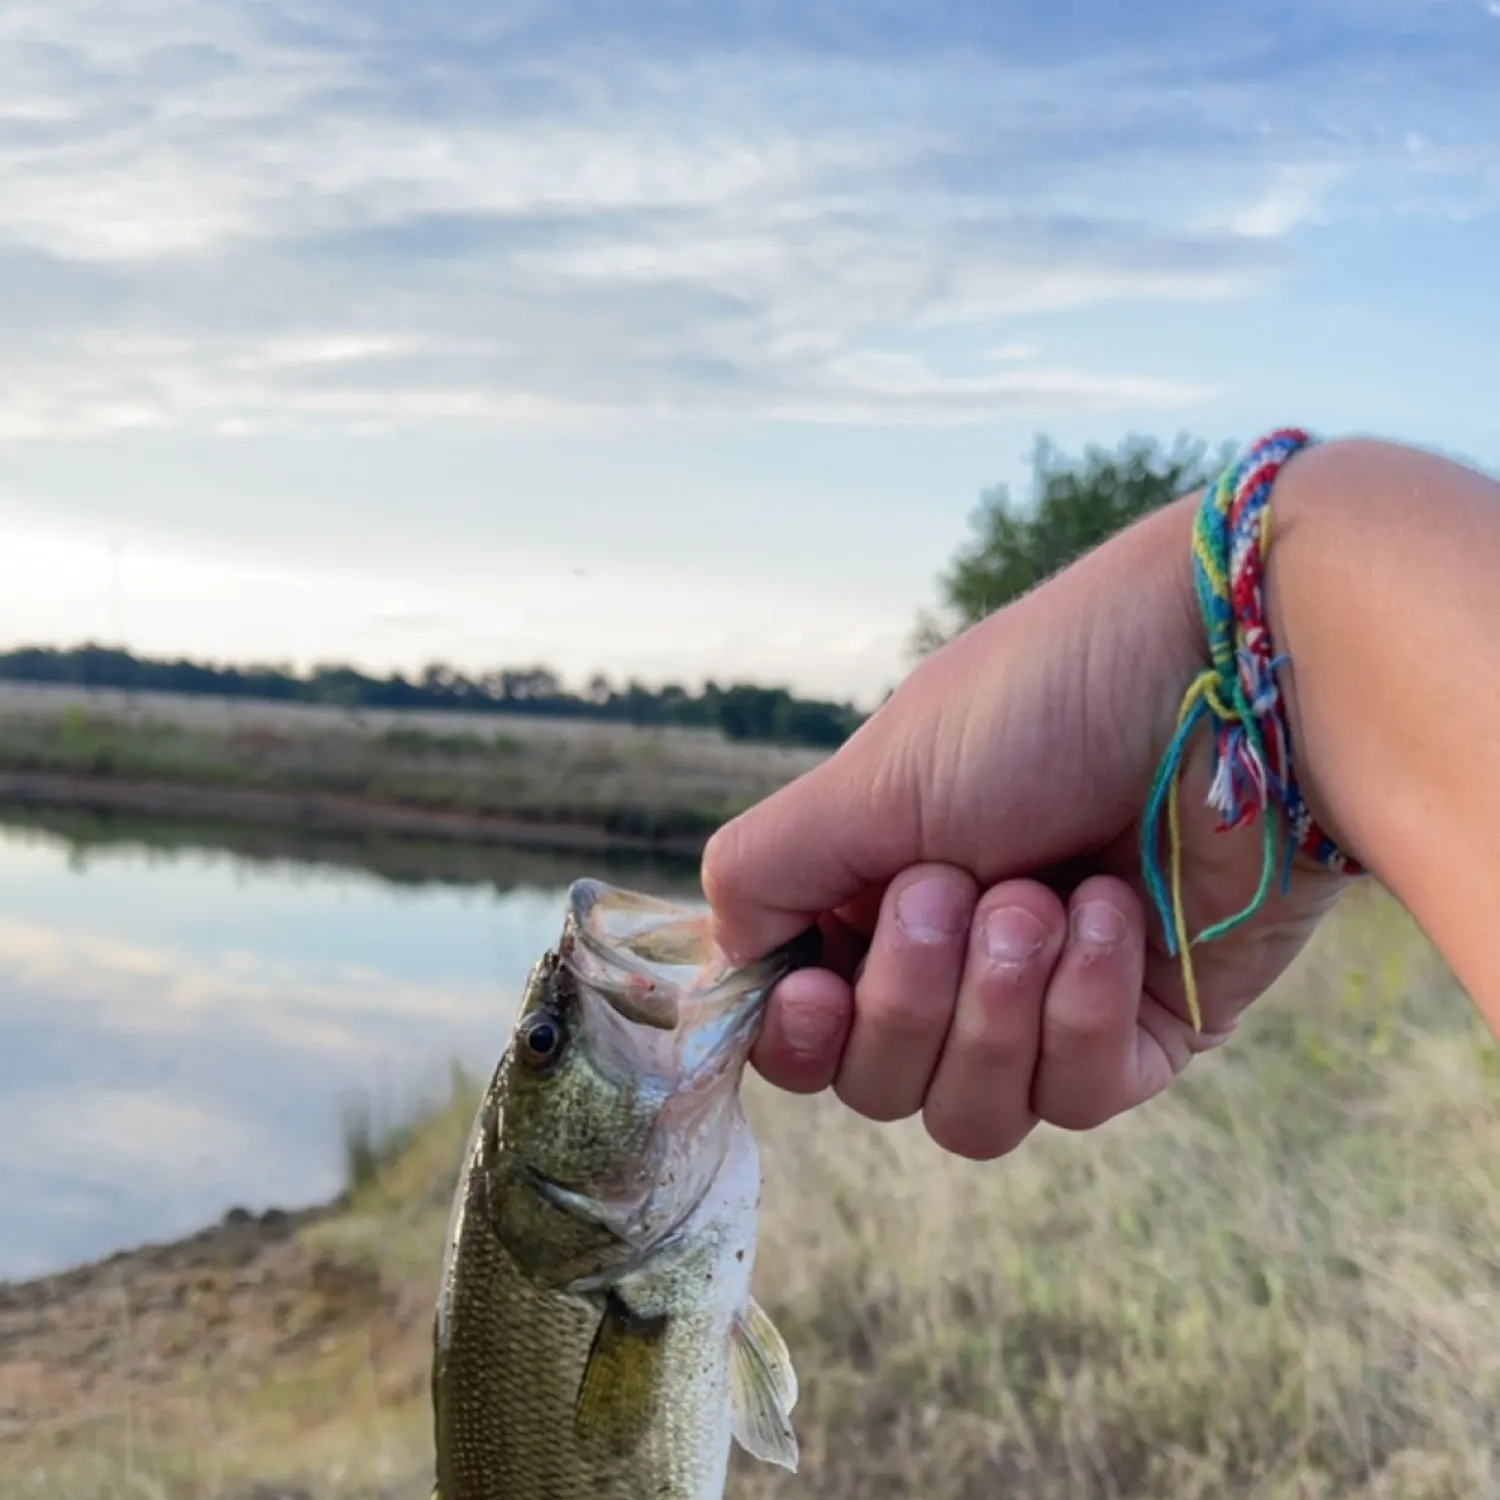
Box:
701 748 919 966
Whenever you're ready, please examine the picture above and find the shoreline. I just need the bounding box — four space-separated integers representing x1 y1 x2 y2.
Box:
0 770 714 859
0 1197 343 1302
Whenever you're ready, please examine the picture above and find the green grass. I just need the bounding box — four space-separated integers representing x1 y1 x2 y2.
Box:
5 884 1499 1499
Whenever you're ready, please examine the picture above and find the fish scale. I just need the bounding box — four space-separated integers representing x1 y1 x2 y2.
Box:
429 880 818 1500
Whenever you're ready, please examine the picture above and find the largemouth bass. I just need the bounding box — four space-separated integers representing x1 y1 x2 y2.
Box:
431 877 821 1500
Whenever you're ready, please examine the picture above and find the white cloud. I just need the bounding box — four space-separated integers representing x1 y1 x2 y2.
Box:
0 1086 263 1189
0 0 1491 706
0 913 500 1049
1225 164 1344 239
773 349 1215 425
0 0 1361 440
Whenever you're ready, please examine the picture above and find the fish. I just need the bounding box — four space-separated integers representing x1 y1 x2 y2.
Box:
430 876 822 1500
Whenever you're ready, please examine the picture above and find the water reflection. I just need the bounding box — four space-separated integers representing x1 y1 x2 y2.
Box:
0 812 700 1281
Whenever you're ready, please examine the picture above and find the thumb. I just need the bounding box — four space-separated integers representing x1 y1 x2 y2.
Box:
700 717 924 965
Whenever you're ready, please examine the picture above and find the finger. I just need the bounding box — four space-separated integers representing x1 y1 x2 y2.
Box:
1031 875 1151 1132
921 880 1068 1161
815 907 878 981
833 863 978 1123
828 883 890 946
751 967 856 1094
747 911 869 1094
701 722 922 966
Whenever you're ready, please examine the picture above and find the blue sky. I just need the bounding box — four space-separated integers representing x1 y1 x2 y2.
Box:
0 0 1494 707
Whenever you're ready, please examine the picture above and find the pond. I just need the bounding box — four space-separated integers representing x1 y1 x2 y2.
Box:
0 811 700 1282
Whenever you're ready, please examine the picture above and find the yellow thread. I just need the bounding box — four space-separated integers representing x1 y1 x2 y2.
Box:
1164 669 1216 1031
1190 526 1227 600
1201 681 1237 722
1167 762 1200 1031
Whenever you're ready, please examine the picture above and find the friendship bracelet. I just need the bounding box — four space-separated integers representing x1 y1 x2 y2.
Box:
1140 427 1364 1031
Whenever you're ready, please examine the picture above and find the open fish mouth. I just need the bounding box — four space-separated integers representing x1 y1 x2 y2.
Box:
560 879 713 1030
559 878 821 1047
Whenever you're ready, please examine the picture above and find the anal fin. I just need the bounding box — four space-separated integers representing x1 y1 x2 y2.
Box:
729 1296 799 1471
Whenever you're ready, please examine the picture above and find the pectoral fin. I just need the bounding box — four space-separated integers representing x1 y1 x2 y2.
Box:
729 1297 799 1471
573 1291 669 1459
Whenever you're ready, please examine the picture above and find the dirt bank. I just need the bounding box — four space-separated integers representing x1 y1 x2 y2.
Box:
0 1201 367 1439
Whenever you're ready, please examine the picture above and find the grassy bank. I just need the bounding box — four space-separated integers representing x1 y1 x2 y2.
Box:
3 883 1498 1499
0 687 828 854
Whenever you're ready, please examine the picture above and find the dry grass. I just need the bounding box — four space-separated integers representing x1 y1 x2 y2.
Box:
0 686 827 846
5 884 1500 1498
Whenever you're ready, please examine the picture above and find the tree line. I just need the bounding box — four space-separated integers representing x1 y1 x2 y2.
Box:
0 431 1227 750
0 644 865 748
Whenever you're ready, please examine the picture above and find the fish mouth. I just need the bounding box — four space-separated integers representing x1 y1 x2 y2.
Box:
559 878 822 1044
559 880 696 1029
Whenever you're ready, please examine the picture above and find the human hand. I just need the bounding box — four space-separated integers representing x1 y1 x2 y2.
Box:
702 489 1352 1160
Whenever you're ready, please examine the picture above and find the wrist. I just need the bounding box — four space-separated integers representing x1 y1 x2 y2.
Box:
1263 435 1479 879
1135 433 1365 1025
1259 439 1368 867
1100 488 1209 759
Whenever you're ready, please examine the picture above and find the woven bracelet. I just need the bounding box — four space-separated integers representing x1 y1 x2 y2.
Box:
1140 427 1364 1030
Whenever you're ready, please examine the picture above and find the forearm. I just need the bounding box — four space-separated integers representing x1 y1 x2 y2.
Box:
1266 436 1500 1025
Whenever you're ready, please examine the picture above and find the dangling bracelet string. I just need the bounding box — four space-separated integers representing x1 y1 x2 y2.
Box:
1140 427 1363 1031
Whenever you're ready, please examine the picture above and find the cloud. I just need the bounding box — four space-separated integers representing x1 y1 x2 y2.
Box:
1226 164 1346 239
0 897 514 1275
0 1087 264 1191
0 0 1492 439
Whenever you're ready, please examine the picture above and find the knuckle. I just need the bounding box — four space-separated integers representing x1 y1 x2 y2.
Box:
856 980 952 1045
1043 994 1120 1056
947 1009 1031 1073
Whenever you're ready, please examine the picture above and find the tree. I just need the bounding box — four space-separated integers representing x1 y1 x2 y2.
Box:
0 644 867 747
913 432 1235 653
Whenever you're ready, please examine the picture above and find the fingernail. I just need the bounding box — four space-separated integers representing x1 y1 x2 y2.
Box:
779 992 842 1059
895 878 967 944
984 905 1046 967
1073 901 1126 948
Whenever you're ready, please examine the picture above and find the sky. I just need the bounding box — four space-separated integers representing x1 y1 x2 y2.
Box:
0 0 1495 708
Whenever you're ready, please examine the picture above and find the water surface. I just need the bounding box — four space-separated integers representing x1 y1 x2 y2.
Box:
0 812 697 1281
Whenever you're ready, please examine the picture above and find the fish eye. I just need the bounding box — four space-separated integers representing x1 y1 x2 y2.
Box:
517 1010 566 1067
